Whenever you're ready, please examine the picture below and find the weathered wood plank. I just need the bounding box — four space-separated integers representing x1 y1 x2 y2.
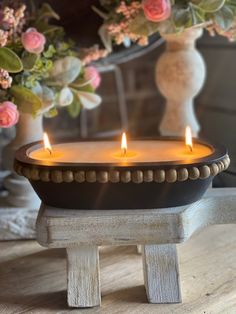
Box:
142 244 181 303
67 246 101 307
36 188 236 247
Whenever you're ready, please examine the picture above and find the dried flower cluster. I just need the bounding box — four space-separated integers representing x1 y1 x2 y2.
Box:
0 4 26 45
81 45 109 65
98 0 236 48
0 69 12 89
0 3 26 91
106 1 149 46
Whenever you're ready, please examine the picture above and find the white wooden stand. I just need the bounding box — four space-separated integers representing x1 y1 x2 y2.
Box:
36 188 236 308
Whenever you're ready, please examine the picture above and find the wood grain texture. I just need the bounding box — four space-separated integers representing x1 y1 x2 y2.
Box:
142 244 181 303
67 246 100 307
0 226 236 313
36 188 236 248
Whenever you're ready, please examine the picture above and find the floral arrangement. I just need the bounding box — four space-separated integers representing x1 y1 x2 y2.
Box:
0 1 102 129
97 0 236 49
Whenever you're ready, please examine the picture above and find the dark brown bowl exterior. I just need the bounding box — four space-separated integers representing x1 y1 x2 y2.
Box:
29 178 212 209
14 137 230 210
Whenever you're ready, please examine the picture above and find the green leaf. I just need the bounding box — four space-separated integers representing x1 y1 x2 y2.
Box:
48 56 82 85
70 78 95 93
67 93 81 118
37 3 60 21
214 5 235 30
0 47 23 73
44 107 58 118
31 83 55 114
129 12 159 36
198 0 225 12
77 91 102 110
173 7 191 28
34 21 63 35
43 45 56 58
10 85 42 115
22 53 39 71
58 87 73 107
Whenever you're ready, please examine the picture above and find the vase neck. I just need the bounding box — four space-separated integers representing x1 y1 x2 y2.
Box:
162 28 203 51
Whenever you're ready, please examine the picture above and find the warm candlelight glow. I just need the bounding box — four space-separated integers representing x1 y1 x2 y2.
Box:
185 126 193 152
121 132 127 156
43 132 52 155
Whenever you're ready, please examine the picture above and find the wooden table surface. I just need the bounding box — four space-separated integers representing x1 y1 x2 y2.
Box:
0 224 235 314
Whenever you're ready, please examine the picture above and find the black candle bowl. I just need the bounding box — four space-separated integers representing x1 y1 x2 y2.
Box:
14 138 230 210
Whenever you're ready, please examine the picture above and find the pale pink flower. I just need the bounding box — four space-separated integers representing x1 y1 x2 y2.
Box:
21 28 46 54
0 101 19 128
84 66 101 89
0 69 12 89
142 0 171 22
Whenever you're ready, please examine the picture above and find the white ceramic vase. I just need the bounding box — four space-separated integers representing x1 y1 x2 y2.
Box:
156 28 206 137
2 113 43 208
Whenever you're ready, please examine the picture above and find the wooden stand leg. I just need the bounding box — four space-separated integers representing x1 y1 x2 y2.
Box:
137 245 142 254
142 244 181 304
66 245 101 308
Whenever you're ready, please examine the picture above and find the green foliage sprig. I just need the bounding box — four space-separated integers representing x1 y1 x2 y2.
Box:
0 2 101 124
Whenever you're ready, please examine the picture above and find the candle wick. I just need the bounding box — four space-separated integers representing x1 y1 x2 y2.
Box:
123 148 127 156
46 148 52 155
188 145 193 153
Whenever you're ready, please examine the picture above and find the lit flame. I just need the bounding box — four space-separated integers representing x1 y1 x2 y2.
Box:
121 132 127 156
43 132 52 155
185 126 193 152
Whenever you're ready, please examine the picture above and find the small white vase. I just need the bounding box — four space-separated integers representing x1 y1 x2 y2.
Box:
156 28 206 137
2 113 43 208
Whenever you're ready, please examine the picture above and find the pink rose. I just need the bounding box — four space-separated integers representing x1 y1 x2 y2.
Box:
21 28 46 54
0 101 19 128
84 66 101 89
142 0 171 22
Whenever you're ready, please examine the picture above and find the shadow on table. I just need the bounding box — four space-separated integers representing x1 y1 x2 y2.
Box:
0 290 68 312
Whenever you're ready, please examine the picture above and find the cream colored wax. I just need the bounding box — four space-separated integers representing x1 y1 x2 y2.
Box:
29 140 213 164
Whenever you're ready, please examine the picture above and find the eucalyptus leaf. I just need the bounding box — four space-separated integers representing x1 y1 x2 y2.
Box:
58 87 73 107
10 85 42 115
34 20 63 35
32 83 55 114
48 56 82 85
44 107 58 118
129 12 159 36
198 0 225 12
214 5 235 30
173 7 191 28
77 91 102 110
67 93 81 118
0 47 23 73
22 53 39 71
37 3 60 21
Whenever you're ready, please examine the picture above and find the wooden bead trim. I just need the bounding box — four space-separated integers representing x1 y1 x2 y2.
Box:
14 155 230 184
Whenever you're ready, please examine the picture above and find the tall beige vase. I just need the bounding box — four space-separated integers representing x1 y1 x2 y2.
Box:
156 28 206 137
